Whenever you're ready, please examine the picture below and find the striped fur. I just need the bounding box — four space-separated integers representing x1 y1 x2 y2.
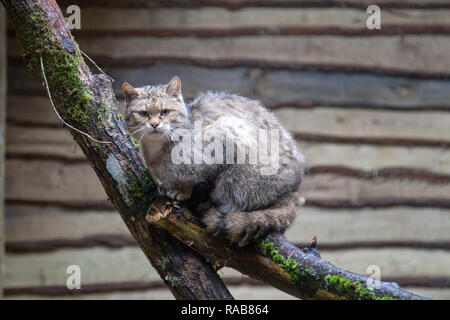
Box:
202 189 303 247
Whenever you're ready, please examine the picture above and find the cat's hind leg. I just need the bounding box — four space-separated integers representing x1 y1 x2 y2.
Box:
209 165 282 214
202 189 302 246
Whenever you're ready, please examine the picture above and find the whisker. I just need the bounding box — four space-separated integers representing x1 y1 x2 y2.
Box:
167 131 177 143
130 126 148 137
161 128 177 145
124 125 141 130
124 124 145 133
165 132 174 144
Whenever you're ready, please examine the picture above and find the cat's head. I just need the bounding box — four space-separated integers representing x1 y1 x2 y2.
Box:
123 76 189 142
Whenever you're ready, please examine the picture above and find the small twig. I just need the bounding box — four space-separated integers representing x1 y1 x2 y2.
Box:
309 236 318 248
40 55 111 145
80 49 114 82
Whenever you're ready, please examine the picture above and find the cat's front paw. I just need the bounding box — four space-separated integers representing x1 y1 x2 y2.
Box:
166 188 191 201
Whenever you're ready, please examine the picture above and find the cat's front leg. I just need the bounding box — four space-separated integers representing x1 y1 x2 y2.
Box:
159 183 194 201
166 188 191 201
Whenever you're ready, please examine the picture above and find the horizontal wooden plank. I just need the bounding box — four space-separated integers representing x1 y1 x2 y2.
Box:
5 159 450 206
48 35 450 77
5 235 137 253
6 124 450 163
4 157 450 202
4 284 295 300
8 35 450 76
53 0 450 10
2 276 263 296
299 143 450 175
303 173 450 200
4 287 176 300
4 247 157 288
9 236 450 253
7 95 60 126
3 245 241 288
4 246 449 288
10 235 450 253
306 198 450 208
258 69 450 108
4 206 127 242
5 205 450 249
7 94 450 141
320 248 450 278
9 64 450 109
294 133 450 148
6 286 450 300
275 107 450 142
6 125 450 176
288 207 450 244
9 8 450 36
66 26 450 38
294 132 450 150
5 159 107 202
4 199 114 211
6 126 84 160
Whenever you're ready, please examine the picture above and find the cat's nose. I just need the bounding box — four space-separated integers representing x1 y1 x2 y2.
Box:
150 121 159 128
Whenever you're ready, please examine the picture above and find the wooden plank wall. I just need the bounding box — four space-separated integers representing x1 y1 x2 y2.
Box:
4 0 450 299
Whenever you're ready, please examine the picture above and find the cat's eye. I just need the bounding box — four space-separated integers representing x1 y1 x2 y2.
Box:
161 109 170 116
139 111 149 117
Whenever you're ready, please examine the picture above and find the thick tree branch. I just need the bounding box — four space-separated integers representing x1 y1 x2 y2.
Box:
2 0 233 300
148 202 428 300
3 0 429 300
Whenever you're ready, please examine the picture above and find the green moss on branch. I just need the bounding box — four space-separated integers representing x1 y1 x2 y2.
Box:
16 10 98 127
325 275 398 300
261 240 399 300
128 169 158 216
260 240 318 297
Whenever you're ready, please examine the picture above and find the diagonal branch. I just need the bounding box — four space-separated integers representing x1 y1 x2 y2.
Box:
2 0 233 300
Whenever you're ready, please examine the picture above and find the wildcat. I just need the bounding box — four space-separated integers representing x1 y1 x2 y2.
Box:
123 76 306 246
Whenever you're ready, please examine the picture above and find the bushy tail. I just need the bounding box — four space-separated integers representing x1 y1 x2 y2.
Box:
201 190 303 247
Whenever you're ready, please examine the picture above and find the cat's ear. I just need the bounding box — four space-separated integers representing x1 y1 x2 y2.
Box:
122 82 139 102
166 76 182 100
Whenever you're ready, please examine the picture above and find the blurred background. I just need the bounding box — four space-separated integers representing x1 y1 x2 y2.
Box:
0 0 449 299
